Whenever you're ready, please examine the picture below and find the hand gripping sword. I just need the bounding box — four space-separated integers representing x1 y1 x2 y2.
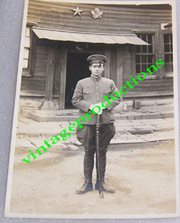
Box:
96 113 104 199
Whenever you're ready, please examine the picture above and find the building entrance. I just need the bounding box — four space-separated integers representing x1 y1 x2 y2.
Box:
65 52 91 109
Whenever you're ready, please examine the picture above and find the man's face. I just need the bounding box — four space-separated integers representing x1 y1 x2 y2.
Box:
89 63 104 77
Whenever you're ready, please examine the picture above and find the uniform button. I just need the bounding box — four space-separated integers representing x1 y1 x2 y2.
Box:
97 92 99 94
97 98 99 100
96 87 99 89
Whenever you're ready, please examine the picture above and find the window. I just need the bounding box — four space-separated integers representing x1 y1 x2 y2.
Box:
22 26 35 77
135 34 154 74
163 34 173 74
23 27 31 69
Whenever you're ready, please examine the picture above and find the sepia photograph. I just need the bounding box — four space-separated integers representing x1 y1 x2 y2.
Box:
5 0 179 219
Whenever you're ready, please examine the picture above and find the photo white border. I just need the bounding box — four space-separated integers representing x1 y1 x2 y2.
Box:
4 0 29 217
4 0 180 220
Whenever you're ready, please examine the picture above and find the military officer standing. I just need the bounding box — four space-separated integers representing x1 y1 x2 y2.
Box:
72 54 121 194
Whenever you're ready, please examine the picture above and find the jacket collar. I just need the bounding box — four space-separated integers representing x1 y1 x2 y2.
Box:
90 74 102 82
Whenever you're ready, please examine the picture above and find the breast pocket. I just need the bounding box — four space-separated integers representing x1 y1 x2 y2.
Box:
83 89 93 100
102 88 112 97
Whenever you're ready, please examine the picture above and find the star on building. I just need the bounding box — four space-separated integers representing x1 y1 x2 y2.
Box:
72 6 83 17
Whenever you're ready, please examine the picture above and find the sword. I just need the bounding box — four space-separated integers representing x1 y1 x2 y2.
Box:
96 113 104 199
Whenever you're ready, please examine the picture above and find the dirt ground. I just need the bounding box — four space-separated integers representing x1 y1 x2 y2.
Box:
8 140 177 218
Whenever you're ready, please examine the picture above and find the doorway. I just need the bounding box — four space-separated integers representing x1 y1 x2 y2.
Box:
65 52 92 109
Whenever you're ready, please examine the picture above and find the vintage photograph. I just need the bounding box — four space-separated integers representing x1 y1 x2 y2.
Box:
5 0 179 219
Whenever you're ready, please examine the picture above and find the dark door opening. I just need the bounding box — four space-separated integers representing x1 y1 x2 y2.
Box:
65 52 91 109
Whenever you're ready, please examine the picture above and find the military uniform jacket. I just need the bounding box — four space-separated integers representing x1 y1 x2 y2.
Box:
72 75 121 125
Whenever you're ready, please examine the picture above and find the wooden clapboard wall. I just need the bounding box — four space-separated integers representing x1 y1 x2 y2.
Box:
105 44 173 97
123 45 173 97
22 0 173 98
127 79 174 97
27 0 172 34
21 39 47 96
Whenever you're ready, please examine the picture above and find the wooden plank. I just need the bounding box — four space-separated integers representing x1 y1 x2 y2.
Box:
46 44 55 100
24 36 30 48
29 20 172 31
29 31 37 76
129 85 173 91
20 89 46 96
122 46 132 85
154 30 160 78
124 78 174 94
131 45 136 78
116 46 123 90
34 39 48 77
22 80 46 85
110 46 116 82
27 1 172 36
21 85 46 91
125 81 173 87
28 1 171 14
104 47 110 79
21 39 48 96
58 47 67 110
157 29 164 78
53 45 61 96
28 9 172 20
123 91 173 98
30 19 170 32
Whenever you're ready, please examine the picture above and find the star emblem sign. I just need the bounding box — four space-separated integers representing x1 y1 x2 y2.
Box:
72 6 83 17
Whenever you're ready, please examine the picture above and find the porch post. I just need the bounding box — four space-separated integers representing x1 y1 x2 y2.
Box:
40 44 57 110
104 48 111 79
116 46 123 98
58 47 67 110
46 44 55 101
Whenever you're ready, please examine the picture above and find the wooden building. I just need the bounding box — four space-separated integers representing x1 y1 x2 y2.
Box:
21 0 173 109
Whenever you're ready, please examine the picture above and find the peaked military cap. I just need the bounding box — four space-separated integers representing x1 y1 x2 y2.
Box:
87 54 107 65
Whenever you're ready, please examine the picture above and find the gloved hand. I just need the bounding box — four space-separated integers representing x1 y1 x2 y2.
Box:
89 103 105 114
95 102 107 109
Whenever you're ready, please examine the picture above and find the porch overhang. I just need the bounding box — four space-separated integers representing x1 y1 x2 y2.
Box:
32 28 149 45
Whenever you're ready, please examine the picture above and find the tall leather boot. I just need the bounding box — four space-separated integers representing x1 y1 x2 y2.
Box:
95 151 115 193
76 151 94 194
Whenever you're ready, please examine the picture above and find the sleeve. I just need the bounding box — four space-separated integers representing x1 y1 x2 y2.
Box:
71 81 92 113
106 80 122 111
